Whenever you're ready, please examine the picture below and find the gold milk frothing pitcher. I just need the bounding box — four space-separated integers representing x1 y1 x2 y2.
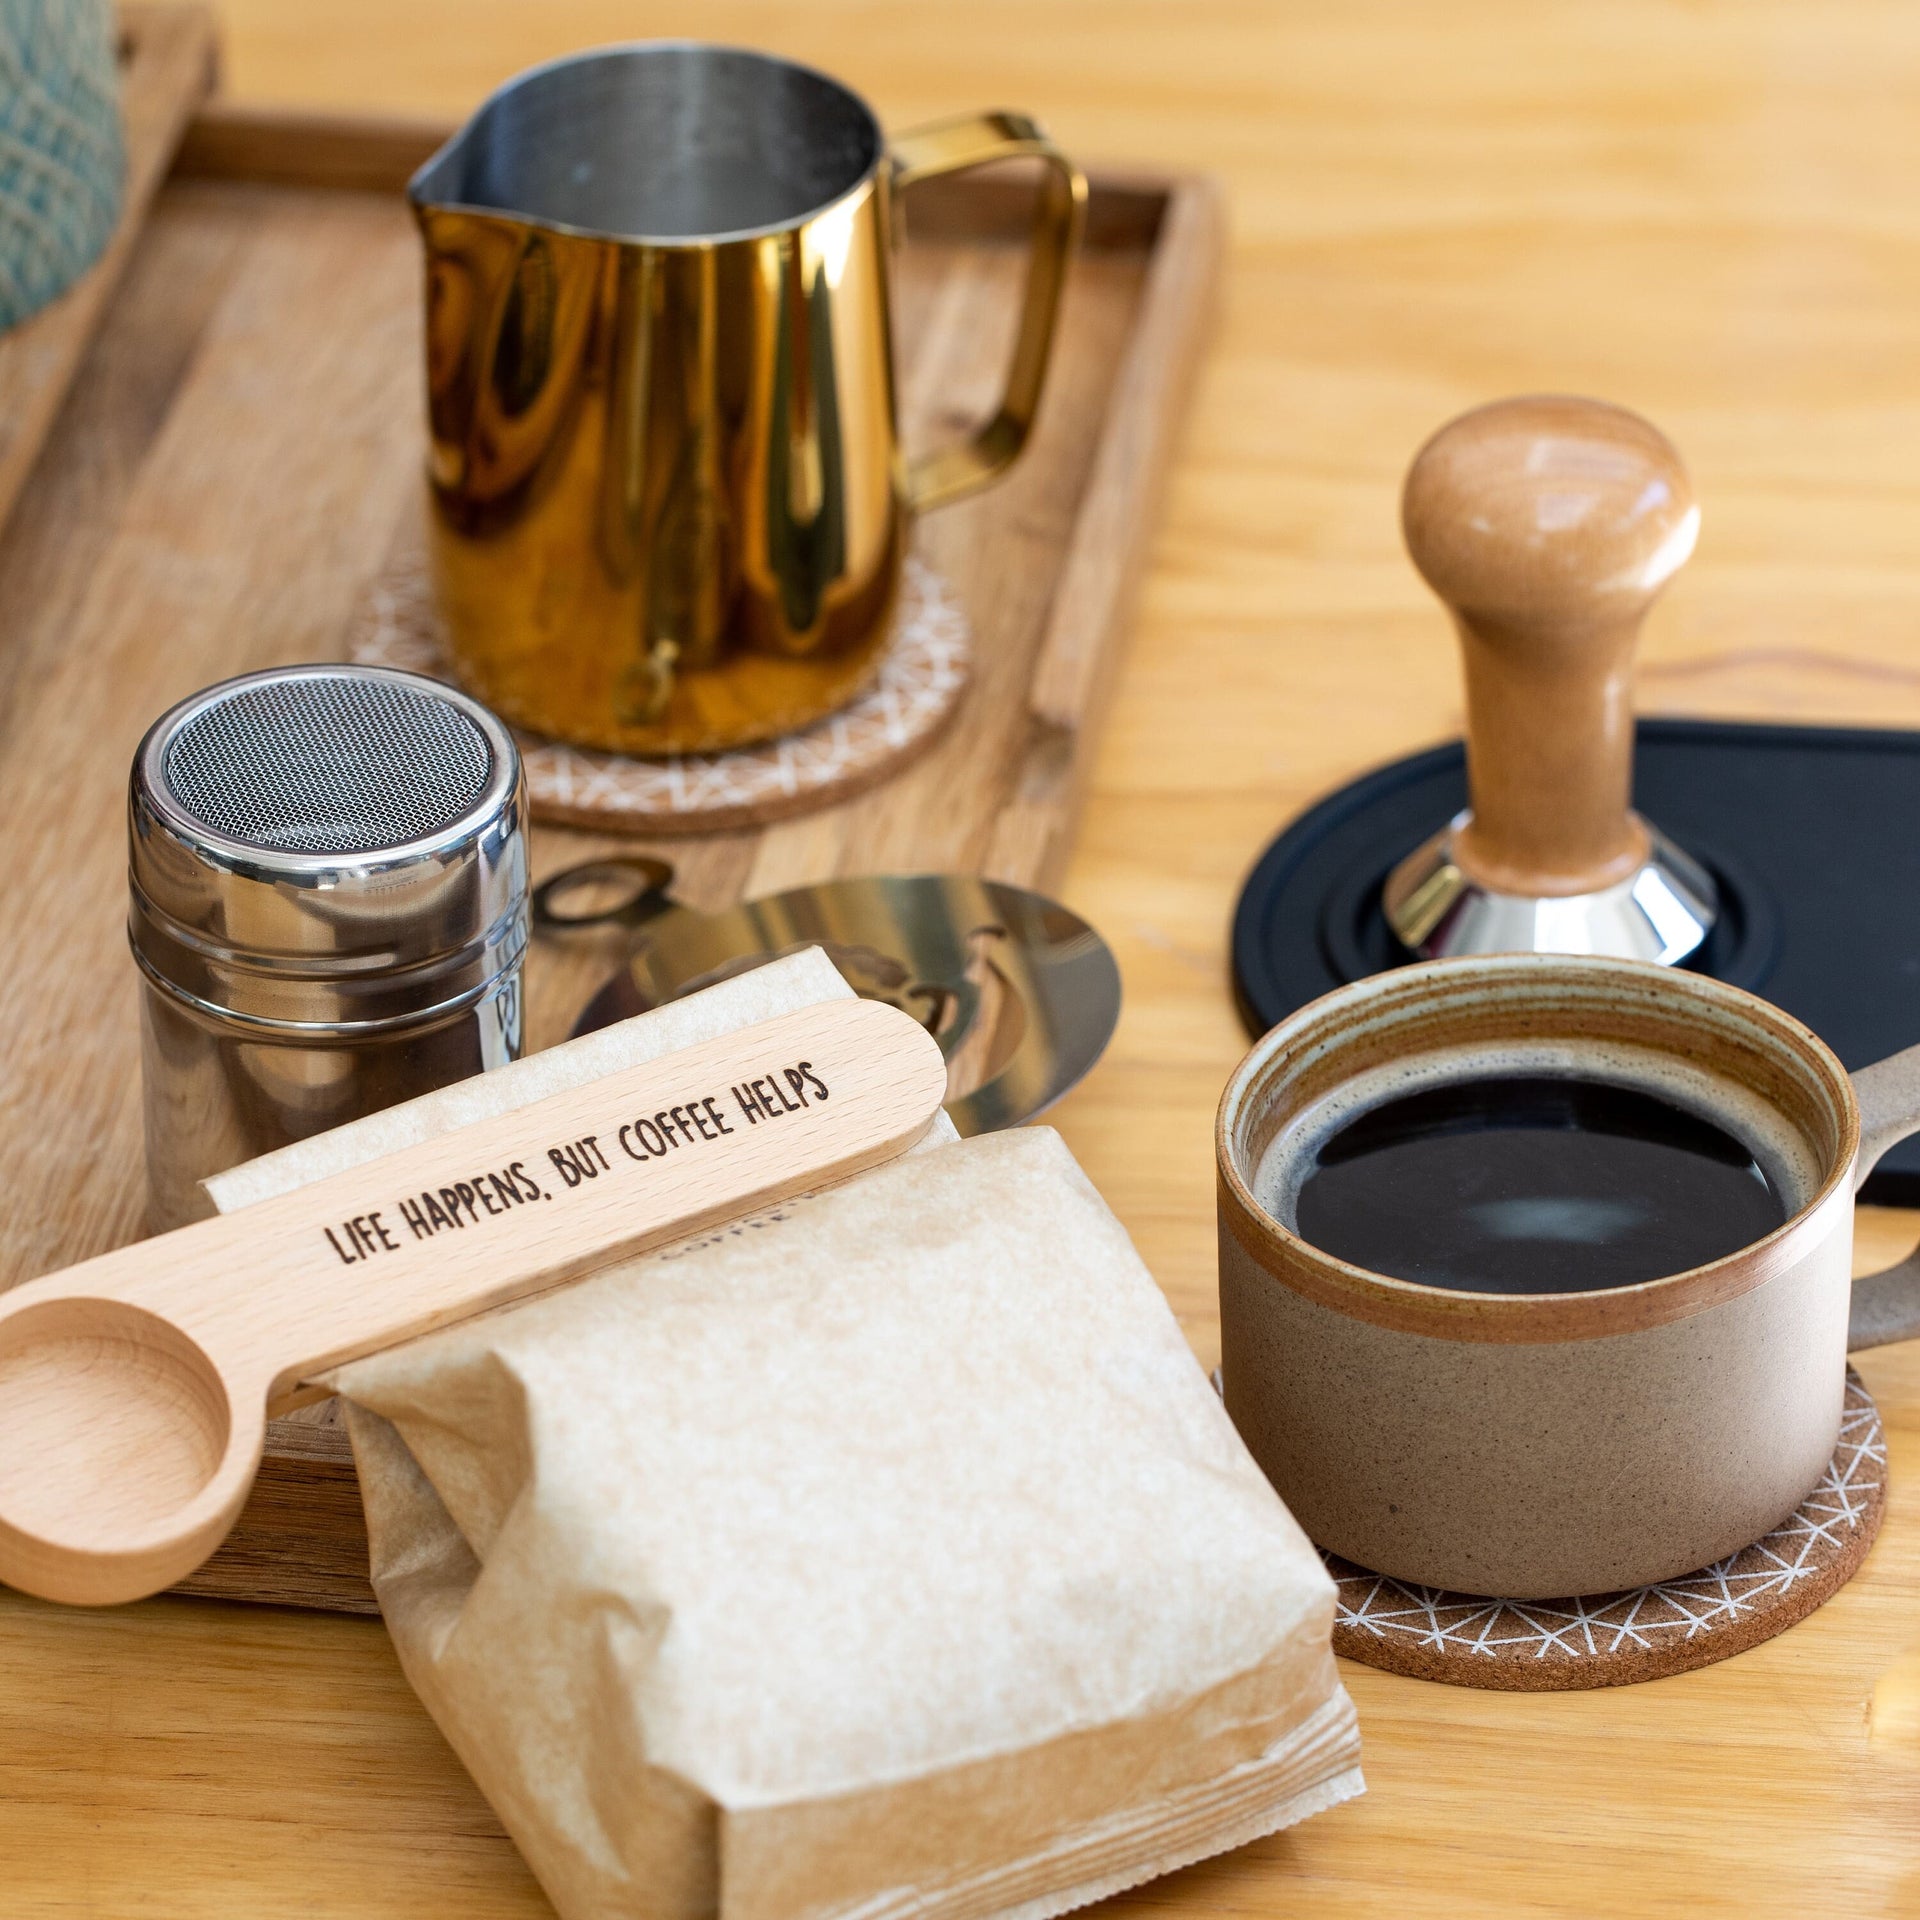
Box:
412 42 1085 756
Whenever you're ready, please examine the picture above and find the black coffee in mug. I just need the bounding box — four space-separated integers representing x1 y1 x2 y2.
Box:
1292 1075 1786 1295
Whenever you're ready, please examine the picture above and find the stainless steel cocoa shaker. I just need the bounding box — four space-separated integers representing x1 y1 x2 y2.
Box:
129 664 529 1229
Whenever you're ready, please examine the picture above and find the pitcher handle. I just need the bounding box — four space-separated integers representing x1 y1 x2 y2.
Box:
888 113 1086 513
1847 1040 1920 1347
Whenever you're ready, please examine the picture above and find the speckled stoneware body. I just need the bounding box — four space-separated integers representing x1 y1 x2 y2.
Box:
1216 955 1896 1600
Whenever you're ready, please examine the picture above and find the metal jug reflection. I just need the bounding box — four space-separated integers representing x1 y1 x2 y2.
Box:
411 42 1084 756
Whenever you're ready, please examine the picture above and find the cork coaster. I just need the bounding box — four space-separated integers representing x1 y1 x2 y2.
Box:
346 552 971 836
1325 1368 1886 1691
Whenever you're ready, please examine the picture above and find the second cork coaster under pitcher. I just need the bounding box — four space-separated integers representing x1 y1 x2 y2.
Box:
348 550 971 835
1325 1369 1885 1691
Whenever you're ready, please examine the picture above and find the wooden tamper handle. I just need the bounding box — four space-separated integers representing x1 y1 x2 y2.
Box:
1402 395 1699 897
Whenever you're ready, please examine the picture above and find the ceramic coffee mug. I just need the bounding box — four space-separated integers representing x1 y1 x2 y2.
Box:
412 42 1083 756
1216 954 1920 1599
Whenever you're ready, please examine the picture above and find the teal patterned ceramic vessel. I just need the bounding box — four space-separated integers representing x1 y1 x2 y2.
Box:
0 0 123 330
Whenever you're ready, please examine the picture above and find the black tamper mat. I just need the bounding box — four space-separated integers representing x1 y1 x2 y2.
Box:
1232 718 1920 1204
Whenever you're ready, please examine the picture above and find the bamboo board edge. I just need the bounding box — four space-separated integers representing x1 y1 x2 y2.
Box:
169 98 1213 252
988 171 1226 890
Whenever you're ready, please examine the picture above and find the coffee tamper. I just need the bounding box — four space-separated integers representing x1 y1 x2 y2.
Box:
1382 394 1717 964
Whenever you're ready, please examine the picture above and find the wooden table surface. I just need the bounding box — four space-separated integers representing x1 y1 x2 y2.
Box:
13 1 1920 1912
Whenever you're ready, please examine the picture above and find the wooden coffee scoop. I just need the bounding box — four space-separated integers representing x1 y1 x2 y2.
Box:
0 998 947 1606
1382 394 1718 963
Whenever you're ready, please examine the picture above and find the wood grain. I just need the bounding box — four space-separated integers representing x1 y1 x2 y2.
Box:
11 1 1920 1915
0 175 424 1286
0 6 215 541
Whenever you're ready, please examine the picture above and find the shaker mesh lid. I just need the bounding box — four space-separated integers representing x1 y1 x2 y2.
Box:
130 666 527 1019
160 671 495 856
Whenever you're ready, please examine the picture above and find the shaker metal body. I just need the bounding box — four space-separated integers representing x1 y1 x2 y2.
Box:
129 665 529 1230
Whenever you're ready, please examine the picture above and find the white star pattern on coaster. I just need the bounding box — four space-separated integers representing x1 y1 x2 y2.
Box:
347 553 971 834
1322 1368 1885 1690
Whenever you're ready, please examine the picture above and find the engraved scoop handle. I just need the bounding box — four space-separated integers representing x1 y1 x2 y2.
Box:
0 998 948 1605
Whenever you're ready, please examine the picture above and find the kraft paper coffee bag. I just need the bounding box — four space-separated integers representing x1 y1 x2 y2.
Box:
214 951 1362 1920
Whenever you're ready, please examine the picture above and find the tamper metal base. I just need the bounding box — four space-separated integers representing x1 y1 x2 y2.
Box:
1383 814 1717 965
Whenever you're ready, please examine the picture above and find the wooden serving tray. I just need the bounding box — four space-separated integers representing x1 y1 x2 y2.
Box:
0 84 1221 1610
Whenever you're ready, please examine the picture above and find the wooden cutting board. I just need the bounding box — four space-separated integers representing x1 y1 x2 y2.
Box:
0 69 1221 1610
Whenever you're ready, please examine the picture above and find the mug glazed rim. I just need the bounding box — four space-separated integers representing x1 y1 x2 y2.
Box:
407 39 889 250
1216 953 1860 1344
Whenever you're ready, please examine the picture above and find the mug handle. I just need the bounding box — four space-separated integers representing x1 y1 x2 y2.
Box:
1846 1041 1920 1347
888 113 1087 513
